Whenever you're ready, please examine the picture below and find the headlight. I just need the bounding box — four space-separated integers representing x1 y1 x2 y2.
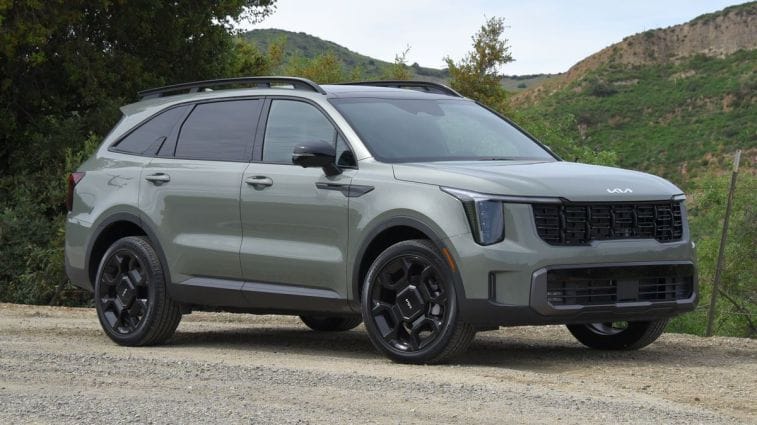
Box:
441 187 505 245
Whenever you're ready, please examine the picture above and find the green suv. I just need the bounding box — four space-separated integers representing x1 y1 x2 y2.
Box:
65 77 697 363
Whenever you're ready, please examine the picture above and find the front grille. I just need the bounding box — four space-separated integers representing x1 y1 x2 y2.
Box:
533 201 683 245
546 264 694 306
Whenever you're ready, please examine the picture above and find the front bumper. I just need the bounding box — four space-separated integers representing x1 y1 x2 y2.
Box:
446 203 698 326
460 261 697 326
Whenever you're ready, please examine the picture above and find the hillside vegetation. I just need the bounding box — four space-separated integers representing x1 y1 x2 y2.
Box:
242 29 447 80
242 28 559 89
513 2 756 182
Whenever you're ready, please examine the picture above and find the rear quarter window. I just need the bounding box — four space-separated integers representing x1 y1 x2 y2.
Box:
112 106 189 155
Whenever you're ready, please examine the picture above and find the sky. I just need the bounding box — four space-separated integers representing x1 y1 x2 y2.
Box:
242 0 741 75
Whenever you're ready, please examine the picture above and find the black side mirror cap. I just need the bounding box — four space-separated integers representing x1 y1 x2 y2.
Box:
292 141 341 176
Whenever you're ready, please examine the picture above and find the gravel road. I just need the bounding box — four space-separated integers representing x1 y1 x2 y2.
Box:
0 303 754 424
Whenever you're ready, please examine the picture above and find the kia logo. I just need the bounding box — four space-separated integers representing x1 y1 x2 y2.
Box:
606 188 633 194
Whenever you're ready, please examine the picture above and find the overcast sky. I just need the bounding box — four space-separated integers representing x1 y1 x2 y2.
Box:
242 0 740 75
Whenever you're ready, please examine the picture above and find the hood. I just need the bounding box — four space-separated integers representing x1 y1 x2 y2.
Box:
393 160 683 202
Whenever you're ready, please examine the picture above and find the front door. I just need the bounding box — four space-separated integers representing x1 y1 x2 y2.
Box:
239 99 356 301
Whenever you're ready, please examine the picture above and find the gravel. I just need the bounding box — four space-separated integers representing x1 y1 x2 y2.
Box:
0 303 755 424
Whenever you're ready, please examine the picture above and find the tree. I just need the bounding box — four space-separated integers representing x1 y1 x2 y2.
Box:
285 51 348 83
445 17 512 113
0 1 276 305
382 46 413 80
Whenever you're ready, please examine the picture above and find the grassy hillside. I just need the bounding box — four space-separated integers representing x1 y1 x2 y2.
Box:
501 73 560 92
242 28 447 80
243 28 389 78
242 28 559 87
514 3 756 183
519 49 755 183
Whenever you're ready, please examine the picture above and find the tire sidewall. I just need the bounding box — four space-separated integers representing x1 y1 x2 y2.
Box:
361 240 461 363
94 236 163 346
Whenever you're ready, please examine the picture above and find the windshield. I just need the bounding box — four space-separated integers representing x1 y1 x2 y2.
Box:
330 98 555 163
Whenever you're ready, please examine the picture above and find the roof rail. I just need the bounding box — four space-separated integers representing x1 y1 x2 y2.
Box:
137 76 326 100
337 80 462 97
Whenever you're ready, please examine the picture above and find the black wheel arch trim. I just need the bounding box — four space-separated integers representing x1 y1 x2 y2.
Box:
350 216 467 311
84 212 172 294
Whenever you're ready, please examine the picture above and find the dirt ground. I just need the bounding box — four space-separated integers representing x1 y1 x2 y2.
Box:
0 303 754 424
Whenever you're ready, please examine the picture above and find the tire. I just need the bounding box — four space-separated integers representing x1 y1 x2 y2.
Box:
94 236 182 346
361 239 475 364
300 315 362 332
566 319 669 350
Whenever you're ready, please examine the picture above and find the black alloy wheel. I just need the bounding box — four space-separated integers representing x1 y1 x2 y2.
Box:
94 236 182 346
369 255 448 351
98 248 150 334
362 240 475 363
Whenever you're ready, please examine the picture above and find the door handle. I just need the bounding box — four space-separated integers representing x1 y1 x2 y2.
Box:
145 173 170 185
245 176 273 188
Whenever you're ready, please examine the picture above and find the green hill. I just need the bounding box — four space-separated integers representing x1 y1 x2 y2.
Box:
513 2 756 183
241 28 559 87
242 28 447 80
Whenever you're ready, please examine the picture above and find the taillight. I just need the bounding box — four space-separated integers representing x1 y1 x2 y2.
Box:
66 172 85 212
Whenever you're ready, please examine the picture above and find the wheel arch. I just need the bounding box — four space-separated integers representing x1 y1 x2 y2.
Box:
85 212 171 290
350 216 466 309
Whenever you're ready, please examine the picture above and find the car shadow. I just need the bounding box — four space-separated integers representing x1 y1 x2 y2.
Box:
166 325 751 372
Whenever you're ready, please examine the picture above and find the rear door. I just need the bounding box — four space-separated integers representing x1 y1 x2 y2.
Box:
139 99 263 292
239 98 356 301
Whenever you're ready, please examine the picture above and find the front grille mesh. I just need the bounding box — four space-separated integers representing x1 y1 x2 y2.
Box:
546 265 694 307
533 202 683 245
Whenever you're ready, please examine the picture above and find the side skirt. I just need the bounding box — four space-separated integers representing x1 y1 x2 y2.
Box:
168 277 354 315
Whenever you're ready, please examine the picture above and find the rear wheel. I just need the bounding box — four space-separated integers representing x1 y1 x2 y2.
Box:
361 239 475 364
300 315 362 332
566 319 669 350
94 236 181 346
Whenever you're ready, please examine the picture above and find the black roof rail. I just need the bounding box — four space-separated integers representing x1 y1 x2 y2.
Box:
137 76 326 100
336 80 463 97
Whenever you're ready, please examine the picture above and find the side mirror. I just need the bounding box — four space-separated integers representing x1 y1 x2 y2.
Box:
292 141 341 176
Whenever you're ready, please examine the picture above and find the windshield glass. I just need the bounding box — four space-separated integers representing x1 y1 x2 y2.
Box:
330 98 555 163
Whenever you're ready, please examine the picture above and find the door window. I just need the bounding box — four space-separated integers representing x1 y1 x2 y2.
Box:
175 100 262 161
263 100 339 164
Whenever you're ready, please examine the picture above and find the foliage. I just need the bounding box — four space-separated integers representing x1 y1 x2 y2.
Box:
0 0 276 305
445 17 513 114
382 46 413 80
244 29 445 81
669 170 756 337
229 36 285 76
284 51 350 84
517 50 756 184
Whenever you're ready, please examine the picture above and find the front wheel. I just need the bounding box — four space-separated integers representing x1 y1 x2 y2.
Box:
566 319 669 350
361 239 475 364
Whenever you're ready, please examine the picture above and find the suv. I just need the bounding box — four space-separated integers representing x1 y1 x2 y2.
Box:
65 77 697 363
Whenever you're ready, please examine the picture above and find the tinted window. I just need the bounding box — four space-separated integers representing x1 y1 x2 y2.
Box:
330 98 554 163
175 100 261 161
263 100 337 163
114 106 188 155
